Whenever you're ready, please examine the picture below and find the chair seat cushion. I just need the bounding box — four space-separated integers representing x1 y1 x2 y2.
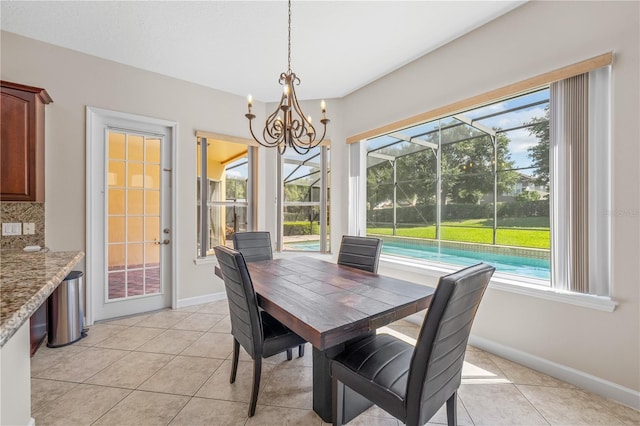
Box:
261 311 306 358
331 333 412 420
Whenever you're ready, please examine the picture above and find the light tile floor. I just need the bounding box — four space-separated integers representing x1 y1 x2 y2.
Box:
31 301 640 426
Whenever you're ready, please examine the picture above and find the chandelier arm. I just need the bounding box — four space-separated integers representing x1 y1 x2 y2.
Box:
248 117 281 148
289 137 313 155
289 83 322 148
262 100 288 146
290 117 305 142
263 122 285 148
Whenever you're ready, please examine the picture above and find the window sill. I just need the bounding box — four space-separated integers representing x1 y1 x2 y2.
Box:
379 255 617 313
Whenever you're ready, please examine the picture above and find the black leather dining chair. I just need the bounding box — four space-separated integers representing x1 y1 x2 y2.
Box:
337 235 383 273
330 262 495 426
231 231 306 358
214 245 307 417
232 231 273 262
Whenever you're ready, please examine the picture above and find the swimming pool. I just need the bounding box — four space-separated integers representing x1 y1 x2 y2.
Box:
284 239 550 280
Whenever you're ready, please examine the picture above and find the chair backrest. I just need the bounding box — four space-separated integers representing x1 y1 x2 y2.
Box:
405 263 495 426
337 235 383 273
214 245 263 358
232 231 273 263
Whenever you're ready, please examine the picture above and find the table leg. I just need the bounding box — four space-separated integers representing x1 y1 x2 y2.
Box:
312 333 375 423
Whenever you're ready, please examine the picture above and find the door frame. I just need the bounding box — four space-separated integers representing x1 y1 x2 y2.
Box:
85 106 178 326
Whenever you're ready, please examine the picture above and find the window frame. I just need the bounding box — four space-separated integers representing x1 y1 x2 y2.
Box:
196 136 257 259
276 145 330 253
348 54 616 311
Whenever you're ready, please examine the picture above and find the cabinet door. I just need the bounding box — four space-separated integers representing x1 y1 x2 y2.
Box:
1 90 34 201
0 81 50 202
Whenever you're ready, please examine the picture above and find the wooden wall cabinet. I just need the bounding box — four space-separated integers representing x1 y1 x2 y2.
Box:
1 81 52 202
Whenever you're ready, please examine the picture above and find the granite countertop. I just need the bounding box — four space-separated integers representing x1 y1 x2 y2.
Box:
0 250 84 347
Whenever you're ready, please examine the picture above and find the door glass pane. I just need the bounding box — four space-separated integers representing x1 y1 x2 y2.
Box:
145 268 160 294
108 161 125 187
146 138 161 163
107 131 163 300
145 242 159 267
145 191 160 215
127 217 143 242
108 217 125 243
145 164 160 189
128 163 144 188
145 217 160 241
108 189 125 215
127 243 143 268
128 135 144 162
128 190 143 215
109 133 126 160
108 244 125 270
127 270 144 296
107 271 126 299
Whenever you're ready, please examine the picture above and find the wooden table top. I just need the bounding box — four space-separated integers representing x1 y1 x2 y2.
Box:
243 256 435 351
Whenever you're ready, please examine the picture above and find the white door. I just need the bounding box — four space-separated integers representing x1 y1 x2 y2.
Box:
87 107 176 323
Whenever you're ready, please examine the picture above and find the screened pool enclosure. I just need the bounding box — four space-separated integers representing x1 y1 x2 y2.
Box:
366 89 551 278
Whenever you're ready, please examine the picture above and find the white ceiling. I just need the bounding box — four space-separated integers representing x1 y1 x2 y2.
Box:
1 1 525 102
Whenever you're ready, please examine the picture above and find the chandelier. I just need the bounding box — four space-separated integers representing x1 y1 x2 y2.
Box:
245 0 329 154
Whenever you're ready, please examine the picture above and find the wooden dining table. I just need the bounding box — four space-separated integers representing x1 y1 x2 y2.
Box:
216 256 435 423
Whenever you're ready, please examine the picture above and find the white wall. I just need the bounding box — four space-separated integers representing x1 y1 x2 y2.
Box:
342 0 639 400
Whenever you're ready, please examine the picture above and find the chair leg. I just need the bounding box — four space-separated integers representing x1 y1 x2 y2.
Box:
230 338 240 384
446 391 458 426
248 358 262 417
286 348 293 361
298 344 305 357
332 377 345 426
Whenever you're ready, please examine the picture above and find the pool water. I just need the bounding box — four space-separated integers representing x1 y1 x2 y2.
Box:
284 240 550 280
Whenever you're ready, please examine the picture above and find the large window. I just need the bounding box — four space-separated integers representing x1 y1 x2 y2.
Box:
197 136 255 258
278 146 330 253
363 65 611 297
367 89 550 281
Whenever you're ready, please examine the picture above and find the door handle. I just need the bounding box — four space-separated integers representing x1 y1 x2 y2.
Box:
154 239 170 245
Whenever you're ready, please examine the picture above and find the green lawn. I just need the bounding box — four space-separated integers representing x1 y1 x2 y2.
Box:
368 218 550 249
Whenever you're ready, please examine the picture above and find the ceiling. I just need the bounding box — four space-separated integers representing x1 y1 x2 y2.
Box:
1 1 525 102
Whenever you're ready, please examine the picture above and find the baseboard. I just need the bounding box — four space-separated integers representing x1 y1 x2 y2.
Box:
176 291 226 309
468 335 640 410
28 417 36 426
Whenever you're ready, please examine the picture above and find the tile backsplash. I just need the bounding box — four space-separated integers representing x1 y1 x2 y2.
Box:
1 202 45 250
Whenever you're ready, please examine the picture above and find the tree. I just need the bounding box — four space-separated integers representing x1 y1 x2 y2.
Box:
225 177 247 200
367 157 394 210
366 122 519 209
435 124 518 205
526 106 550 188
515 190 541 202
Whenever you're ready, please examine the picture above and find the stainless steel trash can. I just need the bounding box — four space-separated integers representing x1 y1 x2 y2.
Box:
48 271 85 347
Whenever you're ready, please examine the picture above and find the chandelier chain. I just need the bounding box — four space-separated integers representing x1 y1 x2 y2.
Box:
287 0 292 73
